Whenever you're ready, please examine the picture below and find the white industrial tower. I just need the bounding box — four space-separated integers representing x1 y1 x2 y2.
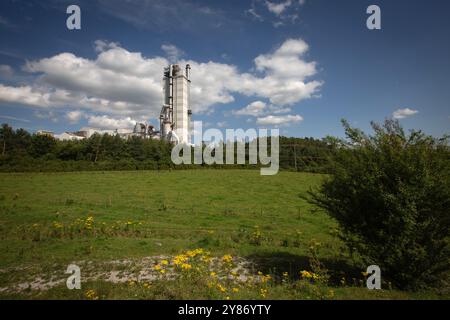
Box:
160 64 192 144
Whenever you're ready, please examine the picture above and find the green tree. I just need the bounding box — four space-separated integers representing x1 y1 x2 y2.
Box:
30 134 57 158
0 123 14 156
86 133 103 163
309 119 450 290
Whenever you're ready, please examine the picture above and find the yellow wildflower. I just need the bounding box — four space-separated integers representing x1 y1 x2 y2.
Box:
217 283 226 293
153 264 162 271
173 254 188 265
300 270 312 279
260 288 268 298
222 255 233 263
181 263 192 271
85 289 98 300
201 255 212 263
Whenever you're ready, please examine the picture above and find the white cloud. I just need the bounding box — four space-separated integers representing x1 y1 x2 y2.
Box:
256 114 303 126
161 44 184 63
66 110 85 124
246 8 264 21
0 38 321 128
249 0 305 28
273 21 284 28
254 38 312 77
233 101 267 116
87 115 137 129
265 1 292 16
392 108 419 119
233 100 291 117
0 85 51 107
187 38 321 108
268 105 291 114
94 40 120 53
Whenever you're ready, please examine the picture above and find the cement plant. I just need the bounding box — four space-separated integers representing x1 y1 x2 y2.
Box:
39 64 193 144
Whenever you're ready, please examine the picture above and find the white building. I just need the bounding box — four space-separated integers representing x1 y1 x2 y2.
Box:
55 132 85 141
160 64 192 144
45 66 193 144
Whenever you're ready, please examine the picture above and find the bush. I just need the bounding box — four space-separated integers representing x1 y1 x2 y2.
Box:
309 119 450 290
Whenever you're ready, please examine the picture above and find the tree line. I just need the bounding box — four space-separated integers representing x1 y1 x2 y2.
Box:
0 123 336 173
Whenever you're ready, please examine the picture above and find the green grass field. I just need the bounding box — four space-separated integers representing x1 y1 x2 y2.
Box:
0 170 446 299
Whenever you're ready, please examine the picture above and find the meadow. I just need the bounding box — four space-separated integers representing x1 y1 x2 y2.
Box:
0 170 446 299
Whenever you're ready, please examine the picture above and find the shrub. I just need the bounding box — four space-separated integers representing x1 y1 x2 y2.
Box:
309 119 450 290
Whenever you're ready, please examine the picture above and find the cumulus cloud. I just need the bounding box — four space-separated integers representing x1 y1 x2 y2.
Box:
265 0 292 16
256 114 303 126
66 110 85 124
233 101 267 117
87 115 137 129
233 100 291 117
0 85 52 107
188 38 321 108
0 38 321 129
392 108 419 119
94 40 120 53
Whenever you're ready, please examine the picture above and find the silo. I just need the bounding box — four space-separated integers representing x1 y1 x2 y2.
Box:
159 64 192 144
172 64 190 144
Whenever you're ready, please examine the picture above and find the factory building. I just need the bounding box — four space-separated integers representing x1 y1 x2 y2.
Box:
159 64 192 145
50 64 193 144
55 132 85 141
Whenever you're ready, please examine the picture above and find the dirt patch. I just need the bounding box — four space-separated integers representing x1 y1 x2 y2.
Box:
0 255 255 293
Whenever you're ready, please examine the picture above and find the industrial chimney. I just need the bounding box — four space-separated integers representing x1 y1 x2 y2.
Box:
160 64 192 144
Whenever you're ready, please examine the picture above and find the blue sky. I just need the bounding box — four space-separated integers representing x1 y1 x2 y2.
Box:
0 0 449 138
